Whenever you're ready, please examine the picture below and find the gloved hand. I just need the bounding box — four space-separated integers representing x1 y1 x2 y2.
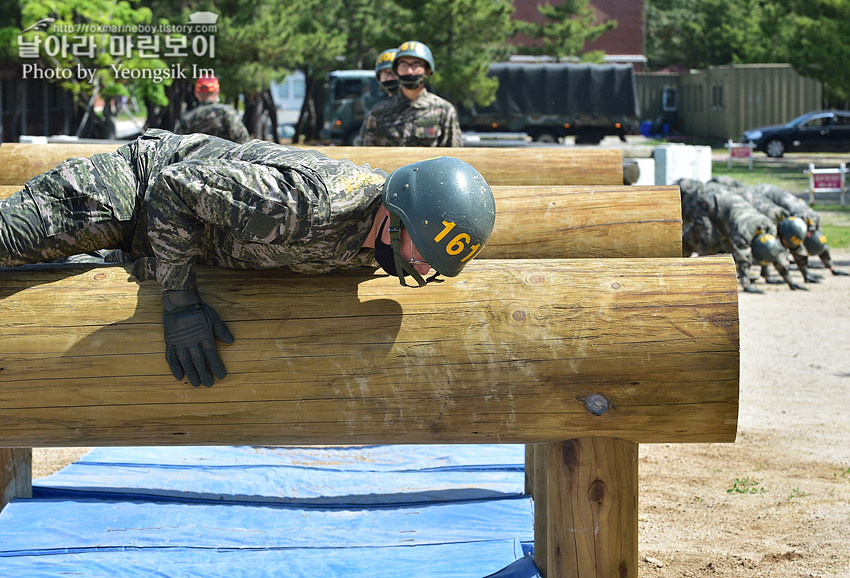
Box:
162 288 234 387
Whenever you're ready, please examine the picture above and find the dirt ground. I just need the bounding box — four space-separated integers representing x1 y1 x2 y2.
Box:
32 249 850 577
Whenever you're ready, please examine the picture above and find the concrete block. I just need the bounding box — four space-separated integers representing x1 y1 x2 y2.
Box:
654 144 712 185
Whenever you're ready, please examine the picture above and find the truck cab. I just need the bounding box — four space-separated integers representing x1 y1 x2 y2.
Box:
320 70 388 145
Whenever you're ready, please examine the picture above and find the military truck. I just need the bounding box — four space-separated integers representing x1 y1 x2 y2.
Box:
458 62 639 144
319 70 388 145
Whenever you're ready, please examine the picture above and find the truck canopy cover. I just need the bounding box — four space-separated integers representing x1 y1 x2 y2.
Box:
481 62 638 117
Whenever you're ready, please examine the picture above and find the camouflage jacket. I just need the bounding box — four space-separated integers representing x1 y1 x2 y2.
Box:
176 101 251 144
702 182 776 265
359 89 462 147
4 130 385 291
753 183 820 229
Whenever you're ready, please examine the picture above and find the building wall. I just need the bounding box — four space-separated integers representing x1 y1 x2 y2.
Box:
680 64 822 140
511 0 646 70
637 64 823 141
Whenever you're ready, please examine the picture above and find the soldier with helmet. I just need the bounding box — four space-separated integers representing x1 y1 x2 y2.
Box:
713 176 848 278
752 183 849 277
0 129 495 387
359 40 463 147
679 178 805 293
374 48 399 95
177 75 250 144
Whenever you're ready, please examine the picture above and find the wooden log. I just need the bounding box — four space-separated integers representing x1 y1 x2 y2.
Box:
546 438 638 578
0 143 623 187
0 184 684 260
0 449 31 507
0 257 739 448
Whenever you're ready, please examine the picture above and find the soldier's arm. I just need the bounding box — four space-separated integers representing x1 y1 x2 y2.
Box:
773 261 806 291
359 113 377 146
229 109 250 144
791 248 821 282
445 106 463 148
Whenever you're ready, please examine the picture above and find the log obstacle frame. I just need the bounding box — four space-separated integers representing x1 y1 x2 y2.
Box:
0 143 739 578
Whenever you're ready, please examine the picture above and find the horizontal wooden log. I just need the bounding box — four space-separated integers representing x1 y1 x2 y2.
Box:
0 257 739 447
0 184 683 259
0 143 623 187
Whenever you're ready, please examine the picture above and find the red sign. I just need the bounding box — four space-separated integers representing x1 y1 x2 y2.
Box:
813 172 843 190
730 146 751 158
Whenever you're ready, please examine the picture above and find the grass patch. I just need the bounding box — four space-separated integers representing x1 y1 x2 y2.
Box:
727 477 767 495
712 160 810 194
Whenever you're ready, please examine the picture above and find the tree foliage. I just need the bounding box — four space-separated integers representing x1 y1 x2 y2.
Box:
513 0 615 63
647 0 850 105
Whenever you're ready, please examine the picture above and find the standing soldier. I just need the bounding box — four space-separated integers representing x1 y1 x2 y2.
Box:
375 48 399 95
177 76 250 144
0 129 495 387
359 41 462 147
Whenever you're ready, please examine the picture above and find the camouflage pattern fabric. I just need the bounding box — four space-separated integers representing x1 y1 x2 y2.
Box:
0 129 386 291
359 89 462 147
176 101 251 144
753 183 821 229
702 181 777 264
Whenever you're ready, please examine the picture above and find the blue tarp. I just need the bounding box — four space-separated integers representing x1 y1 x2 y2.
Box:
0 445 541 577
34 445 526 506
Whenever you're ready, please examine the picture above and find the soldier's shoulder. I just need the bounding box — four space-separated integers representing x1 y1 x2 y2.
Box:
422 90 455 109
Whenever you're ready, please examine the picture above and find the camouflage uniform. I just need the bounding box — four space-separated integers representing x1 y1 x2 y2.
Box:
0 129 386 291
359 90 462 147
679 178 730 257
176 101 251 144
678 178 800 291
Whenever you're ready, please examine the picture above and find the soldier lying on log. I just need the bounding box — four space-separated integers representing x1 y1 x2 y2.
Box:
0 129 496 387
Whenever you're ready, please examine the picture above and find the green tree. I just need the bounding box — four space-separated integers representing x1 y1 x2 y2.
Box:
513 0 615 63
782 0 850 105
372 0 515 107
13 0 170 137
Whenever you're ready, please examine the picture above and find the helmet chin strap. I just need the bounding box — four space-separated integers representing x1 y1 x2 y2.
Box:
389 213 427 287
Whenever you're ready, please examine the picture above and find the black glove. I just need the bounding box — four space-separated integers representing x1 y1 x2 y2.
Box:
832 269 850 276
162 288 234 387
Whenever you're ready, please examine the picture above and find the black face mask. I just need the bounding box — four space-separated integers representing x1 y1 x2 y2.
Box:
373 215 408 278
380 79 399 94
374 235 408 278
398 73 425 89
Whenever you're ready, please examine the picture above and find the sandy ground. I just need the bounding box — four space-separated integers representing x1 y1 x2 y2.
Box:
32 250 850 577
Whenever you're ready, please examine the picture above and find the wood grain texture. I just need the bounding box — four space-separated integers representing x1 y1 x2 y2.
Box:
0 143 623 186
0 257 739 447
546 438 638 578
0 184 683 261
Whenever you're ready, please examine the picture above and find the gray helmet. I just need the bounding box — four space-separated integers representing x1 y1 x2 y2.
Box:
803 229 829 256
751 232 784 266
375 48 396 75
777 216 807 249
393 40 435 72
382 157 496 286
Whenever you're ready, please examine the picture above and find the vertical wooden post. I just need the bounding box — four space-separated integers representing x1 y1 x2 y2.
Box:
1 448 32 511
533 443 550 576
545 438 638 578
525 443 535 495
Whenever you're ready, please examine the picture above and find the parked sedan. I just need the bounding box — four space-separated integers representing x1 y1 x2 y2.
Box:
741 110 850 158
